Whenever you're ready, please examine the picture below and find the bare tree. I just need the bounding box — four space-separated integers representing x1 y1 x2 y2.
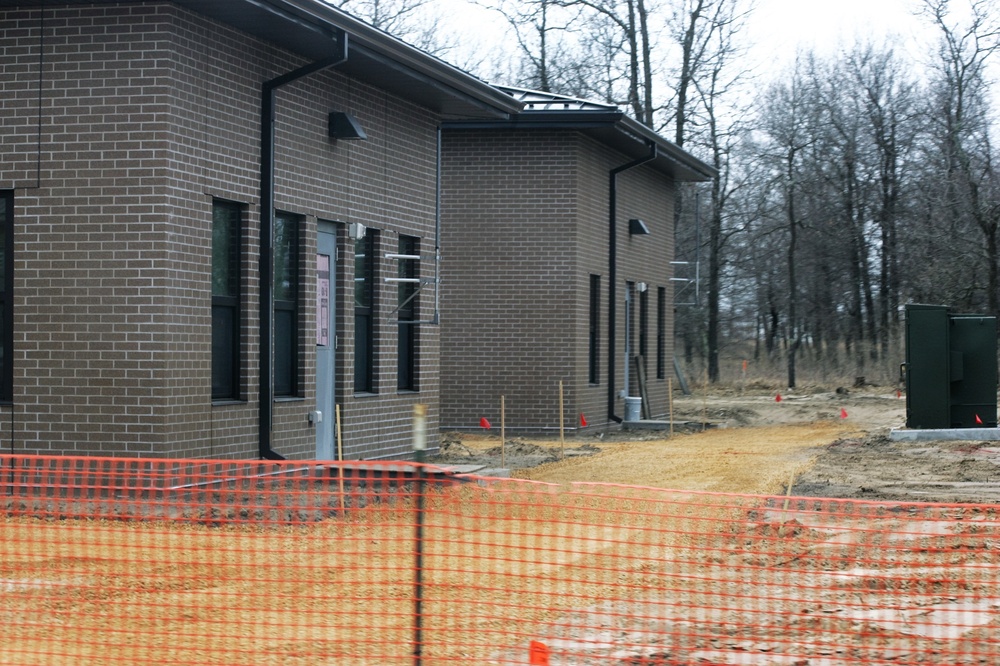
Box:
666 0 752 145
547 0 656 124
690 0 753 381
920 0 1000 316
477 0 589 92
757 59 820 388
667 0 749 377
845 43 918 357
329 0 459 56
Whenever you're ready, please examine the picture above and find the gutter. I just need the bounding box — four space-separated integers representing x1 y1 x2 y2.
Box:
442 113 715 182
258 32 349 461
607 142 658 423
258 0 523 118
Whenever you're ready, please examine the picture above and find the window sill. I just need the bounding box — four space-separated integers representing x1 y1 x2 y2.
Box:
275 396 305 403
353 392 379 398
212 399 247 407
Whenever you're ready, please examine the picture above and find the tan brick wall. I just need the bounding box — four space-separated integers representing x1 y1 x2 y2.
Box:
440 129 675 431
0 3 441 459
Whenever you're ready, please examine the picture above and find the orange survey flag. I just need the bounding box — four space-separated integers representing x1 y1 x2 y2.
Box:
529 641 550 665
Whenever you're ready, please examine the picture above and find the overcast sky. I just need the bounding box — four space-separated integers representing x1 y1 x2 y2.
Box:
745 0 935 70
428 0 995 105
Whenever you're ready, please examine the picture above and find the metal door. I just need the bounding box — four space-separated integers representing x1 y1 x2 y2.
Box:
316 223 336 459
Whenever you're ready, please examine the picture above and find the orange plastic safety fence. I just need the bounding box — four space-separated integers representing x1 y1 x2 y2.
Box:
2 455 999 665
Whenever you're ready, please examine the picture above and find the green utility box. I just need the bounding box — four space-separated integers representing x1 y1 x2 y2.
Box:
904 304 998 429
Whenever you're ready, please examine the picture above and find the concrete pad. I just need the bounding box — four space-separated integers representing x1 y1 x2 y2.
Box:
889 427 1000 441
437 464 487 475
621 420 713 431
460 467 510 478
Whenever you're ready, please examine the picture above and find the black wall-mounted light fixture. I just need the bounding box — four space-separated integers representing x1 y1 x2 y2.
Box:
629 218 650 235
328 111 367 140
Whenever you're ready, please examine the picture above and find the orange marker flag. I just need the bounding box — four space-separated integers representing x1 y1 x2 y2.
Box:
840 408 848 419
976 414 984 425
479 417 491 429
579 413 588 427
529 641 551 666
775 394 782 403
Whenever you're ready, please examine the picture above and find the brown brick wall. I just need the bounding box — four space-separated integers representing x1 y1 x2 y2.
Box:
577 138 675 424
439 129 577 430
440 129 674 431
0 3 442 459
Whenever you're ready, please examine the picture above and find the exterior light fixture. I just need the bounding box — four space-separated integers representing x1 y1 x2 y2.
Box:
348 222 366 240
629 218 650 235
328 111 367 140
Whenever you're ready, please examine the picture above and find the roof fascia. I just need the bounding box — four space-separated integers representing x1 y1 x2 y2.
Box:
442 112 718 182
0 0 522 118
441 110 625 130
618 116 718 182
252 0 523 116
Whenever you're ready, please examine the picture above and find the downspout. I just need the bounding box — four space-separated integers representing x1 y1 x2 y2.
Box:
434 126 442 324
259 33 348 460
607 141 657 423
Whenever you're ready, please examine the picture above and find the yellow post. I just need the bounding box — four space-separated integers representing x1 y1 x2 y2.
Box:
559 380 565 459
701 365 709 432
501 395 506 468
668 377 674 439
412 403 428 455
335 404 345 512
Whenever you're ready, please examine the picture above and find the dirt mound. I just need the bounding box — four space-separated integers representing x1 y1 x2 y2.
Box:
485 439 552 458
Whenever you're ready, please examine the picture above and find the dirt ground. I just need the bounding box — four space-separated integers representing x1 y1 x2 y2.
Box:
8 385 1000 665
429 385 1000 502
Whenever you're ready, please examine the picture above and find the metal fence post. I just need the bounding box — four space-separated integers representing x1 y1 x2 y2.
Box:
412 404 427 666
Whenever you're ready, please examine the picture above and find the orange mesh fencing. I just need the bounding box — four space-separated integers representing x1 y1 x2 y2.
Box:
2 454 1000 665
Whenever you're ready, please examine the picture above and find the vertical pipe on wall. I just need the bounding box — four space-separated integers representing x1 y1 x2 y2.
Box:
607 142 657 423
258 36 348 460
433 126 442 324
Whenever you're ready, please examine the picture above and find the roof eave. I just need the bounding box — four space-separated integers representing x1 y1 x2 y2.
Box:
0 0 522 119
271 0 522 117
442 112 718 182
617 116 718 182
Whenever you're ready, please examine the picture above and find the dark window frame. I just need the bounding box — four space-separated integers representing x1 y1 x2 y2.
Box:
397 235 418 391
0 192 12 402
657 286 666 380
639 286 649 375
354 230 377 393
588 274 600 384
273 212 300 397
211 199 242 401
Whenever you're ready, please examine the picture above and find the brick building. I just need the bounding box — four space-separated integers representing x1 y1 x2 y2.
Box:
0 0 521 459
439 89 716 432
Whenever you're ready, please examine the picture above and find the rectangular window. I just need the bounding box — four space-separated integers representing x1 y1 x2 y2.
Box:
354 229 376 393
273 212 299 397
0 192 12 402
211 200 241 400
639 286 649 374
657 287 666 379
397 235 418 391
588 274 600 384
